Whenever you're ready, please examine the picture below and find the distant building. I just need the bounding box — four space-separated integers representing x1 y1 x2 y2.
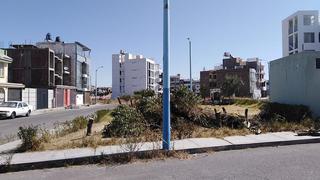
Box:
270 51 320 117
112 50 161 98
37 34 92 105
169 74 200 94
200 53 266 99
0 49 24 102
282 10 320 57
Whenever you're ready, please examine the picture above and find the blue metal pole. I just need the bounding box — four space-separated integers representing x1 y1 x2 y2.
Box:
162 0 171 150
188 38 192 91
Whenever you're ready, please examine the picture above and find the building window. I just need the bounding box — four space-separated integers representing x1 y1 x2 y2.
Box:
289 35 294 51
304 32 315 43
294 16 298 32
0 63 4 78
294 34 298 49
288 19 293 34
303 15 315 26
319 32 320 42
316 58 320 69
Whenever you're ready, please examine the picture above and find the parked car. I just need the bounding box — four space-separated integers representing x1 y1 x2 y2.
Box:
0 101 33 119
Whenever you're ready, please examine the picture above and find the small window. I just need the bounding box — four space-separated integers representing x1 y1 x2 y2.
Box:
304 32 315 43
316 58 320 69
23 103 28 107
18 103 22 108
0 63 4 78
304 15 315 26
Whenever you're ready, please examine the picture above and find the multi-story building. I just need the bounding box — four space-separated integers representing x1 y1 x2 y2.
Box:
5 44 75 109
0 49 24 102
112 50 160 98
282 10 320 57
200 53 266 99
37 34 92 105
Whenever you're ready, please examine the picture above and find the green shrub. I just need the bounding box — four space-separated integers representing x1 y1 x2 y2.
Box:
17 125 50 152
102 105 146 138
171 86 202 119
136 96 162 129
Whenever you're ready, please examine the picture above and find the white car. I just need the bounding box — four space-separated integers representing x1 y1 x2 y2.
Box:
0 101 33 119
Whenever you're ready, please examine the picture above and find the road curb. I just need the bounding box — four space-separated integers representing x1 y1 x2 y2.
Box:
1 137 320 173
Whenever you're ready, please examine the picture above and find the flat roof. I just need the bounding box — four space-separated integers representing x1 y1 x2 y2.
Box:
75 41 91 51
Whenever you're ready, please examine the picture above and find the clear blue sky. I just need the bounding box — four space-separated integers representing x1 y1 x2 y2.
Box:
1 0 319 86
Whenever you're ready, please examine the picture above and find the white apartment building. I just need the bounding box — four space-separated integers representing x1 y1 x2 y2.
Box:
282 10 320 57
112 50 160 98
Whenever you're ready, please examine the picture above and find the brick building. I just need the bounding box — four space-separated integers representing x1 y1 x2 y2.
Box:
200 53 266 99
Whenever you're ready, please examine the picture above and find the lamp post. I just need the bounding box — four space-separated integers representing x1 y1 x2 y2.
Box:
187 38 192 91
162 0 171 150
95 66 103 104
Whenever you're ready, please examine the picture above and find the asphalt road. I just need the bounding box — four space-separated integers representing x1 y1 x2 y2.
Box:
1 143 320 180
0 104 116 139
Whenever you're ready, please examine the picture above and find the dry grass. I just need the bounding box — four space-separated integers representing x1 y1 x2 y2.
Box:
40 114 113 151
101 150 191 166
200 104 261 118
192 127 251 138
261 120 312 133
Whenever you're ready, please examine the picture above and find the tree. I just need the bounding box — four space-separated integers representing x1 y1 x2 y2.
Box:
221 75 244 98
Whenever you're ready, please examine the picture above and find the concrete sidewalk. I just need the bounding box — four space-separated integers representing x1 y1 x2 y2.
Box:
1 132 320 173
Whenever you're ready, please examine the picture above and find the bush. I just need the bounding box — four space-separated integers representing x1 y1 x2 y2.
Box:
259 102 311 123
136 96 162 129
133 89 155 98
172 117 196 139
17 125 50 152
171 86 202 120
55 116 88 136
102 105 146 138
70 116 88 131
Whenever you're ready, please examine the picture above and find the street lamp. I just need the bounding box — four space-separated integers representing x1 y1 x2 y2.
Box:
162 0 171 150
187 38 192 91
95 66 103 104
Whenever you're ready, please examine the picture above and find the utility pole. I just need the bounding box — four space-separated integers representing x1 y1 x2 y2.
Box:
95 66 103 104
187 38 192 91
162 0 171 151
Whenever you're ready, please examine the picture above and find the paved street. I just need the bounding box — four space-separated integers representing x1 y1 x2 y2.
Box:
0 104 116 140
1 143 320 180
